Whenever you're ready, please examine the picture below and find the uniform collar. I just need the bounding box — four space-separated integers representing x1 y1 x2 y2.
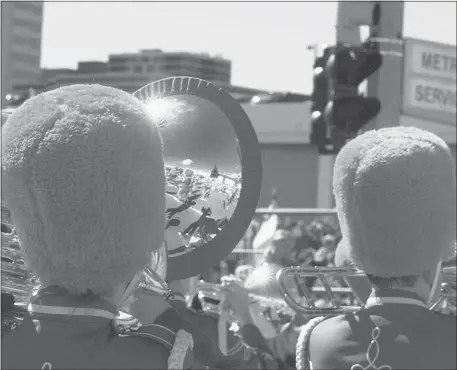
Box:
28 286 117 334
366 289 427 309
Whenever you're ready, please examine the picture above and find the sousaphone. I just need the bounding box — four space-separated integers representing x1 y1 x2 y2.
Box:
126 77 262 361
1 78 262 334
133 77 262 287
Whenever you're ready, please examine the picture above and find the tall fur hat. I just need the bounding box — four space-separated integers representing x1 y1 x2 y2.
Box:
333 127 456 277
1 85 166 294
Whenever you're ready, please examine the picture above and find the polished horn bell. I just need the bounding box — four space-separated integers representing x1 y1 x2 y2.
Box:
1 226 34 333
133 76 262 282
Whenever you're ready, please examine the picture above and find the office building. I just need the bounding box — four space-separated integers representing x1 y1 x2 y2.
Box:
1 1 44 105
108 49 231 84
13 50 263 100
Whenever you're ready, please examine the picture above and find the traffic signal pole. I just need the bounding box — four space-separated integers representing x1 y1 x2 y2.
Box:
316 1 405 208
316 155 334 208
365 2 404 130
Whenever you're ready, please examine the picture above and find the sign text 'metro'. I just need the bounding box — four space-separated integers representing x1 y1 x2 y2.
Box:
408 40 456 81
403 38 457 125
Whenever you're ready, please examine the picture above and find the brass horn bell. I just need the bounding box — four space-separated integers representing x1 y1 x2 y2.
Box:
276 266 457 316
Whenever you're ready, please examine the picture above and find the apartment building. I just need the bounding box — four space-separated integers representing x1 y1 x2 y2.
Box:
1 1 43 105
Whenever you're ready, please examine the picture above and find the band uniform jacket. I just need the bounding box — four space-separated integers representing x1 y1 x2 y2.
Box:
301 298 456 369
154 296 278 369
1 287 197 370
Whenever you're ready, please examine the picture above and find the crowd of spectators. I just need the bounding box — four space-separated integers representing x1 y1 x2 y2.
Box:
203 215 344 285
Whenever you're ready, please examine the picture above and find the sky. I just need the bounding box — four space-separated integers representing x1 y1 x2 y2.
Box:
41 1 456 94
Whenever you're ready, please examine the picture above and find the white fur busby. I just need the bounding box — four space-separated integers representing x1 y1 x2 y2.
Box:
1 85 166 294
333 127 456 277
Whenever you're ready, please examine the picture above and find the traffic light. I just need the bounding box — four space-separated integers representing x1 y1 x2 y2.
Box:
325 41 382 144
309 47 333 154
4 89 35 108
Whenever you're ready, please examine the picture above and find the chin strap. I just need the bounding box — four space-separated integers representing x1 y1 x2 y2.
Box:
428 260 443 307
218 310 230 355
117 273 142 309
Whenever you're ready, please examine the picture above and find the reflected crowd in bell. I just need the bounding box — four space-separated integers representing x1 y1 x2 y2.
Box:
1 77 456 370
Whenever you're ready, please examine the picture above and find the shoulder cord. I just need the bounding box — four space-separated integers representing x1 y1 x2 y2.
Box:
117 323 176 350
295 316 327 370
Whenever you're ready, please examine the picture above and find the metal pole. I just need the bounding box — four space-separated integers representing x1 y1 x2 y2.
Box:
255 208 336 215
366 2 405 130
316 156 335 208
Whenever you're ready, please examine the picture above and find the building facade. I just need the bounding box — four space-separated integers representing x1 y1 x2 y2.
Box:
12 72 266 101
1 1 43 105
108 49 231 84
12 50 261 99
13 49 232 96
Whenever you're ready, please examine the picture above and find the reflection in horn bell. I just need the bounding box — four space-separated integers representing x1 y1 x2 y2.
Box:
133 77 262 281
152 94 243 257
430 265 456 315
1 225 36 334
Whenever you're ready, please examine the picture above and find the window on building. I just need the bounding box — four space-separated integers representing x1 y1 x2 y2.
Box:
199 58 217 66
163 56 182 64
163 63 182 71
12 70 39 84
12 68 38 77
12 35 41 49
109 65 127 72
14 1 43 16
11 52 39 66
147 65 155 73
109 56 128 64
200 74 219 82
134 66 143 73
13 18 42 33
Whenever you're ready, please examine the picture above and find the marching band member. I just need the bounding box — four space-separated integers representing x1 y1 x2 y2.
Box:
157 277 249 369
296 127 456 369
125 275 220 367
1 85 198 369
225 263 299 368
220 274 279 369
130 272 278 369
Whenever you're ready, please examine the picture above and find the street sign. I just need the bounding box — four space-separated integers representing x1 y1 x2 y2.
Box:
402 38 456 125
